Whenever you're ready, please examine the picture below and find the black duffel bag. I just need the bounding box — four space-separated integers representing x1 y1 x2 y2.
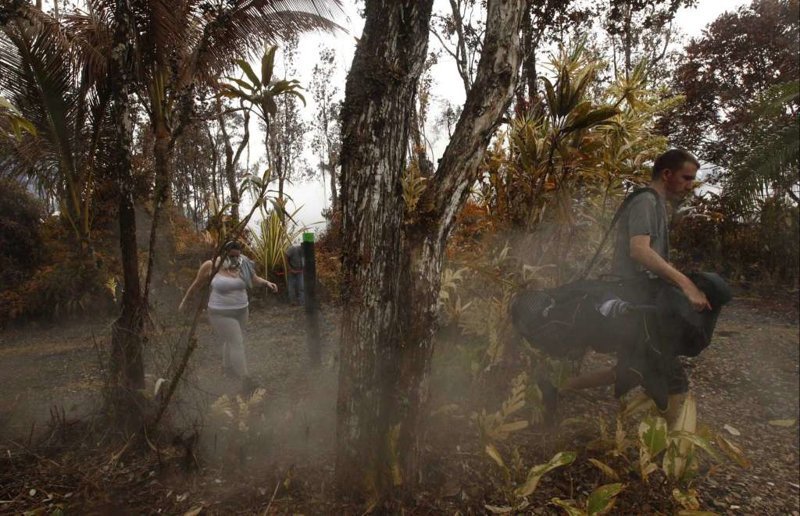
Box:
510 272 732 360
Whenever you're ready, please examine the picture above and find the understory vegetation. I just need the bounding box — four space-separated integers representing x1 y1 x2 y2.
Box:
0 0 797 513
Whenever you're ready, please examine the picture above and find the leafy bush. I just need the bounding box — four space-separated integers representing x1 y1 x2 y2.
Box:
0 214 116 326
671 194 799 285
0 178 44 292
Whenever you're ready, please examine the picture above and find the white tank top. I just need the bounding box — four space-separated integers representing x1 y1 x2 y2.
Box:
208 274 248 310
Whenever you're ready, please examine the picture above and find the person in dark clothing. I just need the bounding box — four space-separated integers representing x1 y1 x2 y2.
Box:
542 149 710 426
285 243 305 305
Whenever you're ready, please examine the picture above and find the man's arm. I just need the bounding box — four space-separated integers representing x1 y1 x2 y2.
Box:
630 235 711 311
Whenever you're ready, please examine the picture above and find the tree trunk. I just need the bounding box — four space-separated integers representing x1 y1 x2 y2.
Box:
328 156 339 209
108 0 145 426
623 1 632 80
221 122 240 223
218 105 249 224
143 118 170 304
336 0 434 499
336 0 522 502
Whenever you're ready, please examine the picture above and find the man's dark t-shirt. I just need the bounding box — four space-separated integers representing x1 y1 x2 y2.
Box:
611 191 668 278
286 244 304 272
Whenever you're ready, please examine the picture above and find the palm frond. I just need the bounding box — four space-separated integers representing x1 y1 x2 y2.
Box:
63 6 114 85
0 14 78 179
187 0 344 84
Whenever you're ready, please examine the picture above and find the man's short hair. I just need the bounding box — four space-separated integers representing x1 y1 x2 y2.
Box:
652 149 700 179
223 240 243 251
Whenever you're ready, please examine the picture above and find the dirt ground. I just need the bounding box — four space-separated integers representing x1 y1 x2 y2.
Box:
0 293 797 514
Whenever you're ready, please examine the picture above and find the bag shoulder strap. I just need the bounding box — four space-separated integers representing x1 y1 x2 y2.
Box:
579 187 660 280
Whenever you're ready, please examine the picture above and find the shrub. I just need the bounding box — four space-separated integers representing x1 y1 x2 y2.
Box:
0 178 44 291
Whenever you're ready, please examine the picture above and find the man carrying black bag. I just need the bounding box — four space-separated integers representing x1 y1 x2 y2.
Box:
538 149 720 426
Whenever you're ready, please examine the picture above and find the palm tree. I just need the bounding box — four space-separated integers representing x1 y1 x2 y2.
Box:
68 0 342 303
96 0 341 420
220 45 307 219
3 0 342 423
724 80 800 214
0 9 109 253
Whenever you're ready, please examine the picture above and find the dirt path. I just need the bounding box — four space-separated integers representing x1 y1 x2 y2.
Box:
0 297 797 513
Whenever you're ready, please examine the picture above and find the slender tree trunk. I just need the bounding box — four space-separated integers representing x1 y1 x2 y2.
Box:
217 105 249 223
328 157 339 209
220 118 240 223
517 1 532 109
623 1 632 80
142 114 171 306
336 0 522 501
108 0 145 426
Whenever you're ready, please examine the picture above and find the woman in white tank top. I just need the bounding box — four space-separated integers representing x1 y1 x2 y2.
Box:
179 241 277 392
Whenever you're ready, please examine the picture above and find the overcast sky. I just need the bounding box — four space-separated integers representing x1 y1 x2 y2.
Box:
272 0 751 233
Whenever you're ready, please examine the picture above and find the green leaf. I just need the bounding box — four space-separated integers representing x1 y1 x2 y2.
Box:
235 59 261 88
287 89 307 106
669 431 721 462
515 451 576 498
261 46 277 85
226 77 256 92
638 415 669 457
587 483 623 515
563 107 619 133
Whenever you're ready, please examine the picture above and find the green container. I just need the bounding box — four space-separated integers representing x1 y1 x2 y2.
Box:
302 232 315 243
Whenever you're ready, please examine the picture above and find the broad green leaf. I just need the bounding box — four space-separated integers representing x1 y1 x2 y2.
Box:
587 483 623 515
261 46 277 85
550 498 586 516
563 107 620 133
287 89 307 106
235 59 260 88
226 77 256 92
638 415 669 457
515 451 576 498
669 431 720 462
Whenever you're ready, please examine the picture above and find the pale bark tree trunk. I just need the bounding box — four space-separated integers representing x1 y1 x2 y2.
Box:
336 0 523 501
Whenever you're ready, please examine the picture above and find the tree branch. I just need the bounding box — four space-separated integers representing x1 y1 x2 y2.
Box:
419 0 523 239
